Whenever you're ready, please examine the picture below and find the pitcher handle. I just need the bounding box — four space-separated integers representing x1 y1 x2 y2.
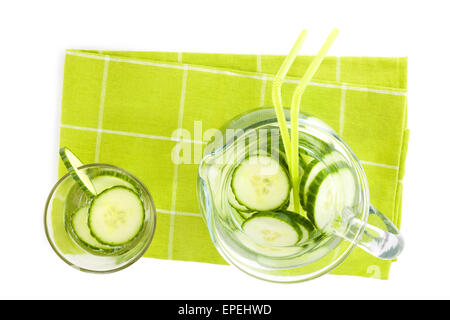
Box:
342 205 404 260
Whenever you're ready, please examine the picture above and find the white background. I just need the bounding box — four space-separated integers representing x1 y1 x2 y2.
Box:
1 0 449 300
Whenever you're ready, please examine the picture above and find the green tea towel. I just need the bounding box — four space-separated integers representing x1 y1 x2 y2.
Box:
58 50 408 280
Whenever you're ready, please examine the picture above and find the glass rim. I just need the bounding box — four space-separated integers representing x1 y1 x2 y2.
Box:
44 163 157 274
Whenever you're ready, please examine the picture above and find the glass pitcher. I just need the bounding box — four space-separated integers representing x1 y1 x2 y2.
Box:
197 108 404 282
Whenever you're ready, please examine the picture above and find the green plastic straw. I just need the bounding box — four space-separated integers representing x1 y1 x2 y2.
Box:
271 30 308 166
271 30 307 213
289 28 340 213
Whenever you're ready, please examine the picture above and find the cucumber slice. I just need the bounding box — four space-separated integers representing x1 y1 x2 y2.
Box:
299 151 344 209
71 206 113 251
306 163 356 230
298 132 332 157
276 210 315 244
92 175 137 194
230 207 255 227
231 155 291 211
306 169 336 229
336 166 357 208
89 169 141 192
293 214 315 243
299 159 321 209
299 151 315 166
59 147 97 198
88 186 145 246
237 209 255 220
242 211 302 247
235 232 302 257
290 211 315 231
227 187 252 212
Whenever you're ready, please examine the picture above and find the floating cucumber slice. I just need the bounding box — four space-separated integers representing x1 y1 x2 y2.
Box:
59 147 97 198
235 232 302 258
227 187 252 212
299 151 315 166
273 210 315 244
292 213 315 243
88 186 145 246
231 155 291 211
242 211 302 247
299 151 344 209
335 166 357 209
236 209 255 221
298 132 332 157
71 206 114 251
300 159 320 209
229 206 255 227
306 163 356 229
91 175 137 194
306 168 336 229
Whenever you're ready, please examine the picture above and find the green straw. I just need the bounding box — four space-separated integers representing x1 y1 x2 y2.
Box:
289 28 340 213
271 30 308 167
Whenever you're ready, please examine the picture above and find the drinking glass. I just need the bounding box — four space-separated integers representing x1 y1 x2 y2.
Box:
44 164 156 273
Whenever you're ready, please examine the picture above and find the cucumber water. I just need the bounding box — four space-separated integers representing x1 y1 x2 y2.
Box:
221 128 357 259
60 148 147 255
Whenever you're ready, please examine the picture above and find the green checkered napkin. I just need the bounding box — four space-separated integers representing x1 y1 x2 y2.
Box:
58 50 408 279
